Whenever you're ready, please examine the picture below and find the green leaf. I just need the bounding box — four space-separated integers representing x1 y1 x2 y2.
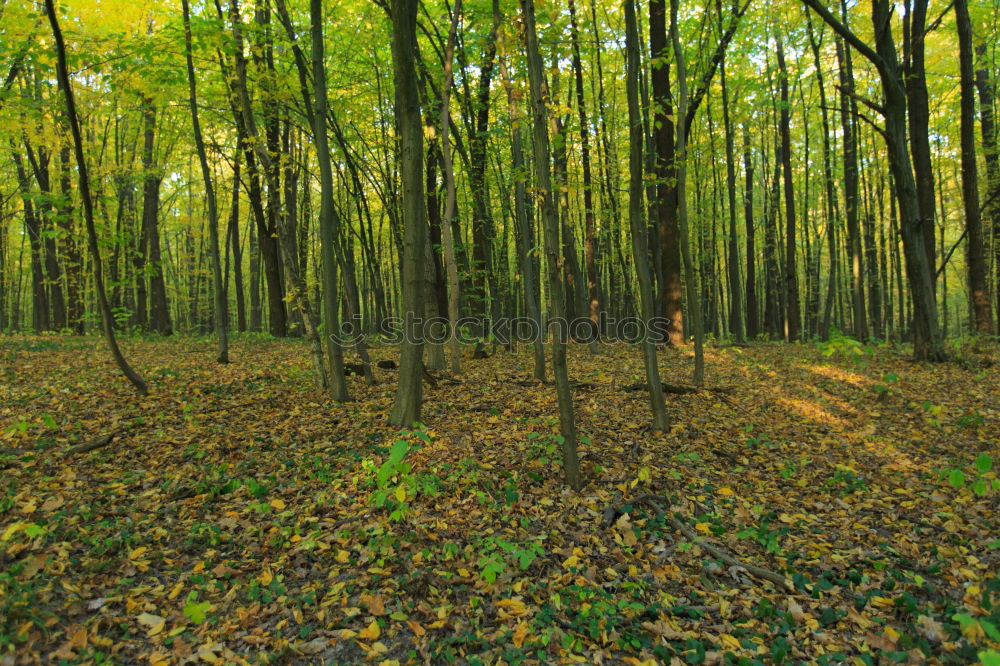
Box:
948 469 966 489
183 597 212 624
979 649 1000 666
981 619 1000 643
41 413 57 429
975 453 992 474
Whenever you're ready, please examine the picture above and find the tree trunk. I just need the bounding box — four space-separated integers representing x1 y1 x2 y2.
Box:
625 0 668 430
955 0 992 333
776 38 800 341
975 45 1000 332
311 0 349 399
521 0 580 490
569 0 600 348
743 126 758 339
183 0 229 363
670 0 704 385
387 0 426 427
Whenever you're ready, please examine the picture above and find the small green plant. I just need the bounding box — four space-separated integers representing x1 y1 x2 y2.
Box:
825 465 868 494
873 373 899 398
956 410 986 429
817 330 864 358
476 537 544 583
944 454 997 497
365 428 436 521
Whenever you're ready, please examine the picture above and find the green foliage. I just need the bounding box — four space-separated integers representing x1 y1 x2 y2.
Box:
816 330 864 358
476 537 544 583
942 454 997 496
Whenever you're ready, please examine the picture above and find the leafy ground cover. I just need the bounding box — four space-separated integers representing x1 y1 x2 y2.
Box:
1 335 998 665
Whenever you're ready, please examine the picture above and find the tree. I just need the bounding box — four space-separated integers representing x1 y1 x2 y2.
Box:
387 0 426 427
625 0 668 430
182 0 229 364
44 0 147 395
521 0 580 490
954 0 992 334
802 0 946 361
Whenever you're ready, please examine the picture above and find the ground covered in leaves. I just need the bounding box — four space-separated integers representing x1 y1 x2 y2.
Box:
1 334 998 665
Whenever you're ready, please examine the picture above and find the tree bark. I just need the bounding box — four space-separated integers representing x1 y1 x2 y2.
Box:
625 0 668 430
387 0 426 427
955 0 992 333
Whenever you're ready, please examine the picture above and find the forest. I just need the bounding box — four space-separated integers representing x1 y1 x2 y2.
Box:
1 0 999 663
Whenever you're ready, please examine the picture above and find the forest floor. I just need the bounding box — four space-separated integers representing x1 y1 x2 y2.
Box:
1 334 998 665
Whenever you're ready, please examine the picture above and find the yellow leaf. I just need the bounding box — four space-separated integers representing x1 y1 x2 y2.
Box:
512 621 530 648
168 582 184 600
716 487 735 496
129 547 148 561
695 522 711 534
147 652 170 666
336 550 351 564
359 620 381 640
259 568 273 586
395 486 406 503
136 612 166 637
720 634 741 650
270 498 286 510
406 620 426 636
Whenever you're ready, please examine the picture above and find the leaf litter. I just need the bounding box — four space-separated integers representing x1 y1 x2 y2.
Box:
0 336 997 664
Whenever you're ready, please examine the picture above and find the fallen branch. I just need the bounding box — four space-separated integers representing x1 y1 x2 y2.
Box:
621 382 734 395
605 493 793 591
66 434 115 456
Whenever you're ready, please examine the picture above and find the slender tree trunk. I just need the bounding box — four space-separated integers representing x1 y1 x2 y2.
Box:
955 0 992 333
229 149 247 331
625 0 668 430
718 21 743 340
521 0 580 490
183 0 229 363
499 41 546 381
311 0 349 399
45 0 147 394
670 0 703 385
743 127 758 339
569 0 600 349
776 38 800 341
438 0 463 375
835 36 867 339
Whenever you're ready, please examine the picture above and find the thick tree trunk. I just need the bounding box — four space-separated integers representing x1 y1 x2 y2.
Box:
955 0 992 333
975 45 1000 332
140 98 171 336
387 0 426 427
650 0 684 346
